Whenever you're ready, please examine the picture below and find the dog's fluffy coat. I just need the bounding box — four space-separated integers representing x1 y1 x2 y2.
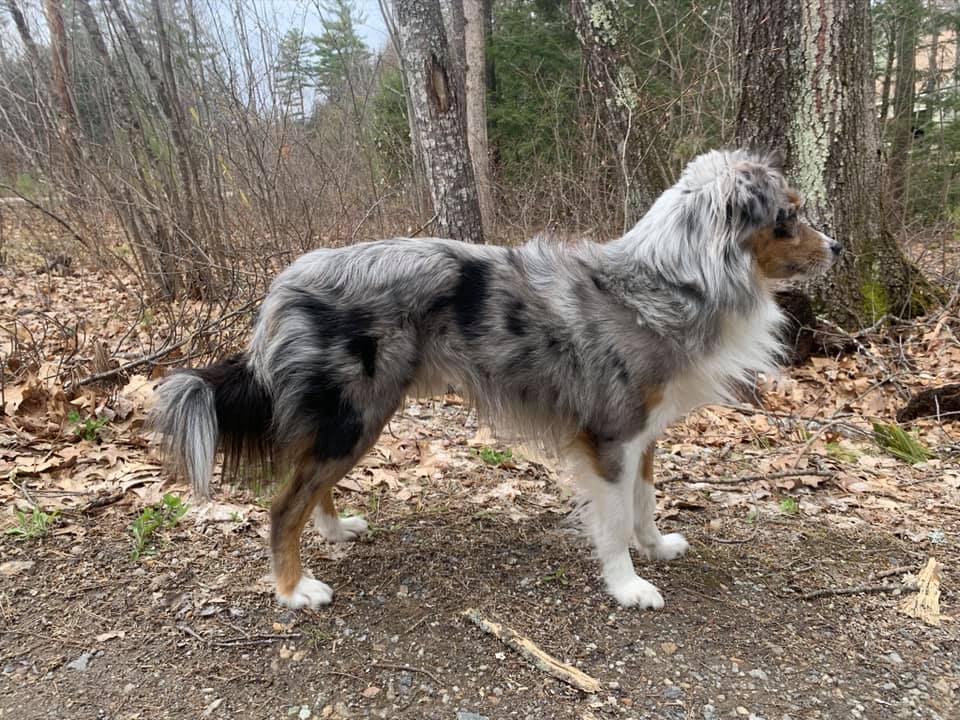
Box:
152 149 840 610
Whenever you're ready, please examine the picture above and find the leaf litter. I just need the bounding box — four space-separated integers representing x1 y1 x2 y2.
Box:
1 230 958 718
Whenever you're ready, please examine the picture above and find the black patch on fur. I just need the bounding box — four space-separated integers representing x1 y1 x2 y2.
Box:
346 334 378 377
194 354 274 478
287 289 379 379
452 259 490 339
505 298 527 336
301 374 364 461
590 274 605 292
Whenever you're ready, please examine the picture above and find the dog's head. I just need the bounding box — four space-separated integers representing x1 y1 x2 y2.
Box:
680 150 841 283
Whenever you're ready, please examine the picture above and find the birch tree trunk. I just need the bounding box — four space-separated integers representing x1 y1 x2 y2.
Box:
570 0 659 231
734 0 935 329
463 0 495 237
394 0 484 243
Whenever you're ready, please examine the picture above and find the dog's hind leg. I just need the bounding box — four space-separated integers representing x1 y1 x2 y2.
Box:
270 453 346 609
312 486 368 543
574 434 665 610
634 443 689 562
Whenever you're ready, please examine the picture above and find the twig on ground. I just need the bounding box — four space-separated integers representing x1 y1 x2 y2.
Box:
461 607 600 693
801 583 917 601
80 491 126 514
700 470 833 485
177 625 207 643
704 529 758 544
212 633 302 647
369 662 441 686
871 565 917 581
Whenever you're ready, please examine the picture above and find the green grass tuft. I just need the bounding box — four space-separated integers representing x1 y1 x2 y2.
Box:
872 422 933 464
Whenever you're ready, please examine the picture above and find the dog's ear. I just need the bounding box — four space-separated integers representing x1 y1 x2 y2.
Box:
724 162 777 228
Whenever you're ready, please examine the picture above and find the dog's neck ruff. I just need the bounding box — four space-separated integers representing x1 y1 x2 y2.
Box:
602 166 786 409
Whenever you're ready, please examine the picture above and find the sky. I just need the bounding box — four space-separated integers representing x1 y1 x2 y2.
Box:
278 0 390 51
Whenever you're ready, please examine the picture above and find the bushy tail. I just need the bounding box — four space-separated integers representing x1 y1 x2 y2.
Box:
150 353 273 497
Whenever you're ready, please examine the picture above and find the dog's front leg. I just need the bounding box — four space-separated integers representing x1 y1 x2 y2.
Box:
577 436 665 610
634 444 689 562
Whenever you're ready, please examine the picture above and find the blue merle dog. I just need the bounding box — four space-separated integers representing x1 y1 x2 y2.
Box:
151 149 840 610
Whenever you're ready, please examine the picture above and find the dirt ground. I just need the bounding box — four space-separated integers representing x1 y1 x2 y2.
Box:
2 396 958 720
2 218 959 719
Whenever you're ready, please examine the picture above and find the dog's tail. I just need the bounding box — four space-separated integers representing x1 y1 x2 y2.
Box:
150 353 273 498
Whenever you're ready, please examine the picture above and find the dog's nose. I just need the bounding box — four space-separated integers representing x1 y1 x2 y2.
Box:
830 241 842 257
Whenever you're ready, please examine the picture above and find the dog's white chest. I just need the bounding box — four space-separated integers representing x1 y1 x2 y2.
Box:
652 301 784 433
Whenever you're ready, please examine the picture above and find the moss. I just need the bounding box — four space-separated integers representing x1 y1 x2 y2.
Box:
860 278 890 322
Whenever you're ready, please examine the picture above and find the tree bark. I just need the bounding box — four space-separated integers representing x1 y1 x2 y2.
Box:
394 0 484 243
878 16 896 135
570 0 659 231
887 0 921 217
463 0 495 237
734 0 935 330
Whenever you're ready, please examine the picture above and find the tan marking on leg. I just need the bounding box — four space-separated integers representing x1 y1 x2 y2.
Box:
271 478 317 597
317 486 337 521
640 444 655 484
571 430 605 478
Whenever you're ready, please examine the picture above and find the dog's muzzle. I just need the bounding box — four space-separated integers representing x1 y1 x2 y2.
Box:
819 231 842 260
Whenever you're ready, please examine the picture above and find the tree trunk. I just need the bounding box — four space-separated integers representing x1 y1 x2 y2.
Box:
570 0 659 231
43 0 80 188
888 0 921 217
463 0 495 237
878 17 896 135
5 0 42 70
734 0 935 329
394 0 484 243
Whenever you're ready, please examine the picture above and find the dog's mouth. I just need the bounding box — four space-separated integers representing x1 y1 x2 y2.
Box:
753 226 842 282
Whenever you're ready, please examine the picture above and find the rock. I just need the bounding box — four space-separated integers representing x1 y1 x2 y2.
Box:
66 653 93 672
0 560 35 577
455 712 489 720
748 668 769 681
660 641 679 655
202 698 224 717
882 652 904 666
702 704 717 720
362 686 381 698
298 706 311 720
663 686 682 700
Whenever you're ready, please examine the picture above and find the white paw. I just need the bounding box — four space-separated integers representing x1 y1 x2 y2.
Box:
607 575 665 610
277 576 333 610
314 512 369 543
335 515 368 541
643 532 689 562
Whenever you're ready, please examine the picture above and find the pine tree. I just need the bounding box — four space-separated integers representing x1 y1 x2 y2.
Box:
310 0 370 105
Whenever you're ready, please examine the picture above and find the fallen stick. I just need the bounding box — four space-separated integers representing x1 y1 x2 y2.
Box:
898 558 942 626
801 582 917 601
461 608 600 694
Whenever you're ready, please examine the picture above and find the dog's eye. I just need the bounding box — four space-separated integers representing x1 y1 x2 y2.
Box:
774 209 797 238
775 208 797 224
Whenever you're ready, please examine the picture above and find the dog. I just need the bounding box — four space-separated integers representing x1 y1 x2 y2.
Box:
151 148 840 611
